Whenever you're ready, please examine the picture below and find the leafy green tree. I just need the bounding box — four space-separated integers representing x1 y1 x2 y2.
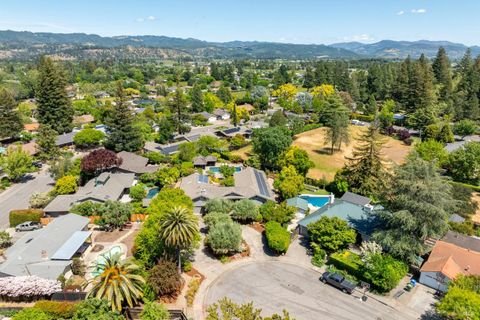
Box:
342 125 388 199
231 199 258 222
0 88 22 138
73 298 124 320
155 166 180 187
269 110 288 127
36 125 60 160
0 230 12 248
154 117 175 144
139 301 170 320
29 192 52 209
36 56 73 134
206 298 292 320
73 129 105 148
158 206 199 272
217 85 233 104
252 126 292 170
129 184 146 202
178 142 197 162
274 166 304 200
53 175 78 195
88 253 145 311
378 100 395 129
204 92 223 112
277 146 314 176
373 155 456 263
100 201 132 229
105 83 143 152
436 275 480 320
48 156 80 180
0 146 32 181
169 88 190 134
454 119 477 140
438 123 455 143
196 136 228 156
446 142 480 185
362 254 408 293
205 198 233 214
206 220 243 255
307 216 356 253
415 139 448 166
259 201 296 225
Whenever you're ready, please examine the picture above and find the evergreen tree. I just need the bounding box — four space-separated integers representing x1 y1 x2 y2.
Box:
36 56 73 134
37 125 60 160
373 155 457 263
217 85 232 104
169 88 190 134
0 88 22 138
190 84 204 112
303 66 315 88
323 96 350 154
432 47 453 101
413 54 436 110
342 125 388 199
231 103 239 127
104 82 143 152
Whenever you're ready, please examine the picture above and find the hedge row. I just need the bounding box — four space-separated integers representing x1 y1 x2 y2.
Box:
350 113 375 123
450 181 480 192
9 209 44 227
33 300 77 319
264 221 290 254
328 251 365 279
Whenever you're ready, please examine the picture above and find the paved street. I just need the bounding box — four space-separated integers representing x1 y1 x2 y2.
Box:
0 170 54 229
204 261 419 320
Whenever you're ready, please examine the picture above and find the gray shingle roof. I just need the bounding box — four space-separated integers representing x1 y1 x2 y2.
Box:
117 151 159 174
340 192 371 207
55 132 76 146
449 214 466 223
286 197 309 211
442 230 480 253
0 214 89 279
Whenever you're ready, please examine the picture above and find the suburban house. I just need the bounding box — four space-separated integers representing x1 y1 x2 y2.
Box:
419 237 480 292
179 166 274 213
55 131 76 148
44 172 134 215
117 151 159 175
193 155 217 169
213 108 230 120
0 214 91 280
23 123 40 133
196 111 217 123
73 115 95 125
144 141 182 156
215 126 253 139
297 192 376 238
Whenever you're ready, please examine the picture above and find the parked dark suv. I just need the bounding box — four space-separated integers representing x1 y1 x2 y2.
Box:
320 272 356 294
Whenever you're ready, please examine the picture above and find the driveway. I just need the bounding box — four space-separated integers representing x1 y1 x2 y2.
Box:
0 170 54 229
204 261 418 320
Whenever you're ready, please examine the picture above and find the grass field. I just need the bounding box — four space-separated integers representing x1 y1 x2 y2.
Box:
293 125 412 181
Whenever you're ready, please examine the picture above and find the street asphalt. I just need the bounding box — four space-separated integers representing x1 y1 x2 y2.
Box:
0 170 54 229
204 261 418 320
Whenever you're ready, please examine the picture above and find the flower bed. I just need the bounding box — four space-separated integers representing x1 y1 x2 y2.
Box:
0 276 61 302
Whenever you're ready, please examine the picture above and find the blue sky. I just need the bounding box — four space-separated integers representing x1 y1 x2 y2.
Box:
0 0 479 45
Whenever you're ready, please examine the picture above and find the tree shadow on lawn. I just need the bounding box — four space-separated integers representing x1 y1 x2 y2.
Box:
312 148 335 156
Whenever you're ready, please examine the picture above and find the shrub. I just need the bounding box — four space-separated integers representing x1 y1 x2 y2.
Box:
12 308 51 320
73 129 104 148
0 230 12 248
449 221 475 236
307 216 356 253
396 129 411 141
203 211 233 229
186 277 201 307
29 192 52 209
129 184 147 202
259 201 295 225
220 176 235 187
33 300 77 319
72 298 124 320
139 301 170 320
264 221 290 254
53 175 78 195
206 221 242 255
231 199 258 222
71 258 86 276
362 254 408 293
328 251 365 279
144 151 167 164
70 201 104 216
148 260 182 297
204 198 233 214
311 253 325 267
350 113 375 123
9 209 43 227
0 276 61 298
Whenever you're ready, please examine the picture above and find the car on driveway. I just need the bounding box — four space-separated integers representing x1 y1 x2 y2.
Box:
320 271 356 294
15 221 42 232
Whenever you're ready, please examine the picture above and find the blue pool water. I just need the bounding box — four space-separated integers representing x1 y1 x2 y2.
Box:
299 195 330 208
146 187 160 199
92 245 124 277
209 166 242 173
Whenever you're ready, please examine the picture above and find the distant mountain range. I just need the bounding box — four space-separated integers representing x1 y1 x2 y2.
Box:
0 30 478 60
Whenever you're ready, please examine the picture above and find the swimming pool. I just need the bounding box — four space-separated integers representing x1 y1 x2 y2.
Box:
209 166 242 173
299 195 330 208
91 245 124 277
146 187 159 199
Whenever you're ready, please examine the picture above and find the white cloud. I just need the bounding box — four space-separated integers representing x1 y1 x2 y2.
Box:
352 34 374 41
397 10 405 15
411 9 427 14
147 16 156 21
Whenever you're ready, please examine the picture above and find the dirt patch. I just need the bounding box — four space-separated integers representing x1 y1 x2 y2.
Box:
249 222 265 233
231 144 253 160
293 126 412 181
186 267 206 282
120 229 139 257
93 230 129 243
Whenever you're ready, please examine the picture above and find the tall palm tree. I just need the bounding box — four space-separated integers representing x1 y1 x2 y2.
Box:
159 206 199 273
87 253 145 311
